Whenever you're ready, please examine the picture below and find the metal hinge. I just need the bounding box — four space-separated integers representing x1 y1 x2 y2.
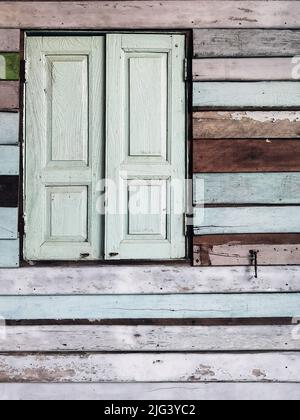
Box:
184 58 188 81
20 59 28 83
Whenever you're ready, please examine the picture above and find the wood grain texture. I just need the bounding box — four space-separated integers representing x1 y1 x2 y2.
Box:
0 176 18 207
0 239 19 268
193 139 300 173
194 173 300 205
0 208 18 239
1 293 300 319
1 382 300 401
193 111 300 139
0 82 19 110
194 29 300 58
0 353 300 383
0 113 19 144
194 243 300 267
0 2 299 29
0 146 19 175
193 58 297 81
194 206 300 235
0 265 300 294
1 325 299 352
193 82 300 108
0 29 20 52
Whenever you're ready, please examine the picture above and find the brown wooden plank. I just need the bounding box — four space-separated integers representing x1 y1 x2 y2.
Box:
0 2 298 29
193 58 297 82
0 29 20 52
194 234 300 247
194 29 300 57
0 81 19 110
193 112 300 139
193 139 300 173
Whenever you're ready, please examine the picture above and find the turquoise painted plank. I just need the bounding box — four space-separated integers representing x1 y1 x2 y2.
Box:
0 146 19 174
0 113 19 145
194 206 300 235
194 173 300 205
0 208 18 239
0 240 19 267
0 293 299 320
193 82 300 108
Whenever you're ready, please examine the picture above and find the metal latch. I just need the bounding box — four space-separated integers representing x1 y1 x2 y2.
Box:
250 250 259 279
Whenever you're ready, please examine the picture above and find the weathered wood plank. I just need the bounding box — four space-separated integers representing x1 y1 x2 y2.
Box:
0 208 18 239
193 58 297 81
193 82 300 108
0 82 19 110
0 176 18 207
1 382 300 401
0 265 300 294
0 239 19 268
0 113 19 145
1 325 299 352
0 2 299 29
193 111 300 139
194 29 300 58
0 146 19 175
0 294 300 319
0 53 19 81
0 29 20 52
0 353 300 383
194 173 300 205
193 139 300 173
194 243 300 267
194 206 300 235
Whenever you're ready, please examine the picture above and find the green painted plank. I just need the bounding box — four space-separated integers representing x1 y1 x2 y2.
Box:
0 112 19 144
0 145 19 174
0 53 19 80
0 239 19 267
194 173 300 205
194 206 300 235
0 293 299 320
193 82 300 108
0 208 18 239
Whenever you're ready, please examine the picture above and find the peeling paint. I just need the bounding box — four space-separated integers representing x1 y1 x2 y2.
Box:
230 111 300 123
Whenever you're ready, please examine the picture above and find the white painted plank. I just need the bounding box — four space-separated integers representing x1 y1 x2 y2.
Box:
0 240 19 268
0 265 299 294
194 206 300 235
0 325 299 352
0 294 300 319
0 145 19 175
0 353 299 383
0 208 18 239
1 382 300 401
194 173 300 205
0 113 19 145
193 82 300 108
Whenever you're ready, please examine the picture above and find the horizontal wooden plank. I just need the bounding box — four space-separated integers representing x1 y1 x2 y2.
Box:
1 324 299 352
194 206 300 235
0 208 18 239
0 294 300 319
2 382 300 401
0 352 299 383
194 29 300 58
193 58 297 82
0 112 19 144
0 146 19 175
1 265 300 294
194 173 300 205
0 29 20 52
194 243 300 267
0 239 19 268
0 82 19 110
194 234 300 247
0 53 19 81
0 2 299 29
193 139 300 173
193 111 300 139
0 176 18 207
193 82 300 108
